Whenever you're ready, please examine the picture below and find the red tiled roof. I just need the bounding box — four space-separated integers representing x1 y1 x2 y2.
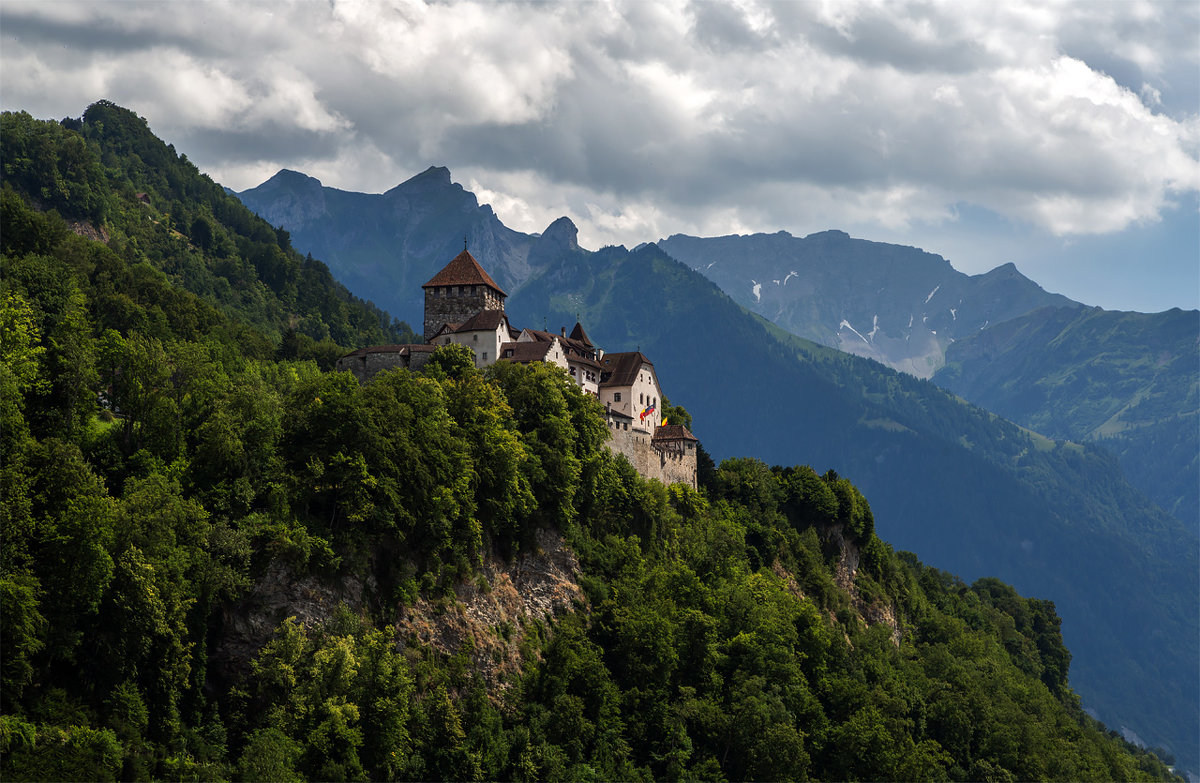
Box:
600 352 654 388
454 309 509 333
421 249 507 295
652 424 698 442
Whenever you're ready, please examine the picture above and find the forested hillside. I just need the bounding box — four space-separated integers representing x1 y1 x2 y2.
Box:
934 305 1199 530
2 103 416 362
0 103 1184 780
510 240 1199 770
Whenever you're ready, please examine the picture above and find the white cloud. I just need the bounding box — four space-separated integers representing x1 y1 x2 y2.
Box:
1 0 1196 249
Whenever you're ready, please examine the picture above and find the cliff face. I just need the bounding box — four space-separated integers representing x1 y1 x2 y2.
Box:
395 528 584 694
216 520 906 693
216 528 584 695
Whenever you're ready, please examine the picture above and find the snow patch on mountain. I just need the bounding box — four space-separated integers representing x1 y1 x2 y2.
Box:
839 319 870 345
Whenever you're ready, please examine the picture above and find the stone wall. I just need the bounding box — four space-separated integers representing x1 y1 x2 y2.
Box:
604 421 697 489
336 351 408 382
423 286 504 340
335 348 433 382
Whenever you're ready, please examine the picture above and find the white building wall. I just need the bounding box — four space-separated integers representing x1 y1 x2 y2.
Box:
568 360 600 395
447 323 506 367
600 366 662 433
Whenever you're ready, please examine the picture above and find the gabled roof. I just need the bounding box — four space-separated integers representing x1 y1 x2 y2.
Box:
454 309 509 333
421 249 507 295
567 354 603 371
499 341 555 362
569 322 593 347
520 328 558 343
430 322 460 340
600 352 655 388
652 424 698 442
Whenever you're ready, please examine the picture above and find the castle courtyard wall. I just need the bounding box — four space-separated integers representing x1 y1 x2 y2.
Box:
604 422 697 489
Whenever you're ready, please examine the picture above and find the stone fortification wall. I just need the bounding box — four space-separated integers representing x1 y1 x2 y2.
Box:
337 351 407 382
655 446 698 489
604 423 697 489
424 287 503 340
336 349 433 383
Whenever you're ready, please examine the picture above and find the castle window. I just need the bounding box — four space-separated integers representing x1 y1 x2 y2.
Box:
614 393 621 402
473 334 478 342
482 351 487 362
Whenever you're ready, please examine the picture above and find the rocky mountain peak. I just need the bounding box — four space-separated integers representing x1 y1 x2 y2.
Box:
539 216 579 251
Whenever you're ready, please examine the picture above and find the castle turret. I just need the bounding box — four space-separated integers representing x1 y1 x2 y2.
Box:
421 249 507 341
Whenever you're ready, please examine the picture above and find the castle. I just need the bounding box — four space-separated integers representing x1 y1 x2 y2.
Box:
337 248 699 488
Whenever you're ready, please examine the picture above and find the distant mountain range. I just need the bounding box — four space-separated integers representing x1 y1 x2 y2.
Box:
657 230 1081 378
237 167 1199 769
238 167 558 320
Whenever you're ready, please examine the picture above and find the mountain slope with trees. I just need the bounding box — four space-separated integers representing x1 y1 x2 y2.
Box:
507 236 1198 772
0 102 1189 779
238 162 1196 772
2 103 416 365
0 107 1179 776
933 305 1199 530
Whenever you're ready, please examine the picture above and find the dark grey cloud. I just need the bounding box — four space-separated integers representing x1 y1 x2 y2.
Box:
0 0 1195 260
0 7 221 57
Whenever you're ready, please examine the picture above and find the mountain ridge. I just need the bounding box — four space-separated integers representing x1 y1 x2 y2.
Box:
236 164 1198 769
657 229 1081 378
4 104 1183 780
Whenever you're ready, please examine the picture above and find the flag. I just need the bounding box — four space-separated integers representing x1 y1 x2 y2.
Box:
640 403 656 421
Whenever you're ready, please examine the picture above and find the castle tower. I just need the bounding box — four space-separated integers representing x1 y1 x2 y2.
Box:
421 249 507 341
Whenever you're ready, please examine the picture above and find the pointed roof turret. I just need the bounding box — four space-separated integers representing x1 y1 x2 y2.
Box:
569 321 593 347
422 249 507 296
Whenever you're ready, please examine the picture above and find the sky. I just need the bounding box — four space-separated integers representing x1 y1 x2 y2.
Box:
2 0 1198 312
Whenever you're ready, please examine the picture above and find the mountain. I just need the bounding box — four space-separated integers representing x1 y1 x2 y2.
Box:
236 167 553 325
508 241 1199 772
3 103 1179 781
1 104 414 360
934 305 1200 530
657 230 1081 378
238 167 1198 770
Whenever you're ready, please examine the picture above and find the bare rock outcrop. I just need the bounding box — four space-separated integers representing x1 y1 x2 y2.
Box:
396 527 584 694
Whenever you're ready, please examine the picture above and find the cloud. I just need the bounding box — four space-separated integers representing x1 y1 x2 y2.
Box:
1 0 1196 252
